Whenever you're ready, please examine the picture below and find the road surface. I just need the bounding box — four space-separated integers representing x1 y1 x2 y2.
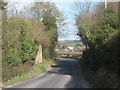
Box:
5 58 92 88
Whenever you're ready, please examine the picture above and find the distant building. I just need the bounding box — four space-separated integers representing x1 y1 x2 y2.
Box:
73 46 81 52
63 49 69 52
68 46 74 50
55 49 59 52
67 46 74 52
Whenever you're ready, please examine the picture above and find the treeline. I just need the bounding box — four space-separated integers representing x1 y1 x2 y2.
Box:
75 2 119 87
1 1 64 82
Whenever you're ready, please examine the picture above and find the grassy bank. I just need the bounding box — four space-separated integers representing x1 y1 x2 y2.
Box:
80 59 119 88
3 59 53 86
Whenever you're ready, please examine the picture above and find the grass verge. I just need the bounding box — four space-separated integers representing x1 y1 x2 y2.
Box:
3 59 53 87
80 59 119 88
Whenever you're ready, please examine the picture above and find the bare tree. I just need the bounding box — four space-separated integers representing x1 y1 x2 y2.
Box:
7 2 20 17
29 2 67 28
75 2 96 34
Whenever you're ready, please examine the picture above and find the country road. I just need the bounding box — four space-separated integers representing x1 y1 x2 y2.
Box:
5 58 92 88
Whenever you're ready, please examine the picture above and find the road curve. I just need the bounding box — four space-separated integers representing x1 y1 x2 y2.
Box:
5 58 92 88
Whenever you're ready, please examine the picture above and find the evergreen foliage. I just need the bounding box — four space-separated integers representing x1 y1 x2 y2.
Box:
1 1 61 82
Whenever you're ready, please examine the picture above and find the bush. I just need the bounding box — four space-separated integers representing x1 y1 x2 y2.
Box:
43 48 51 59
79 5 119 88
2 16 58 81
2 17 39 81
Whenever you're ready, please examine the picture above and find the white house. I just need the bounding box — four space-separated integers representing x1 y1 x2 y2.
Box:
68 46 74 50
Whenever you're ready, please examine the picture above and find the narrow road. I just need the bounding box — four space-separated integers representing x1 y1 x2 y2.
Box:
5 58 91 88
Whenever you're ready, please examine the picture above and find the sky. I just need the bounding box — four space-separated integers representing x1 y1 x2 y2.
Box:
55 2 80 41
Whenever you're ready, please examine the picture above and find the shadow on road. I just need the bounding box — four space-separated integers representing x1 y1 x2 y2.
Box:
48 58 92 88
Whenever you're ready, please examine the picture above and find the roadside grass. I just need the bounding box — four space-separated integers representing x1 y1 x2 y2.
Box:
3 59 53 86
82 68 118 88
80 60 119 88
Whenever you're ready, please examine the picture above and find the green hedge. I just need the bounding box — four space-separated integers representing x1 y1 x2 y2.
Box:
2 17 38 82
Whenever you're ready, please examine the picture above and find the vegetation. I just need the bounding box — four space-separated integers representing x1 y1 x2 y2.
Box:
75 2 119 88
3 59 53 86
42 12 58 58
1 0 119 88
1 1 65 83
